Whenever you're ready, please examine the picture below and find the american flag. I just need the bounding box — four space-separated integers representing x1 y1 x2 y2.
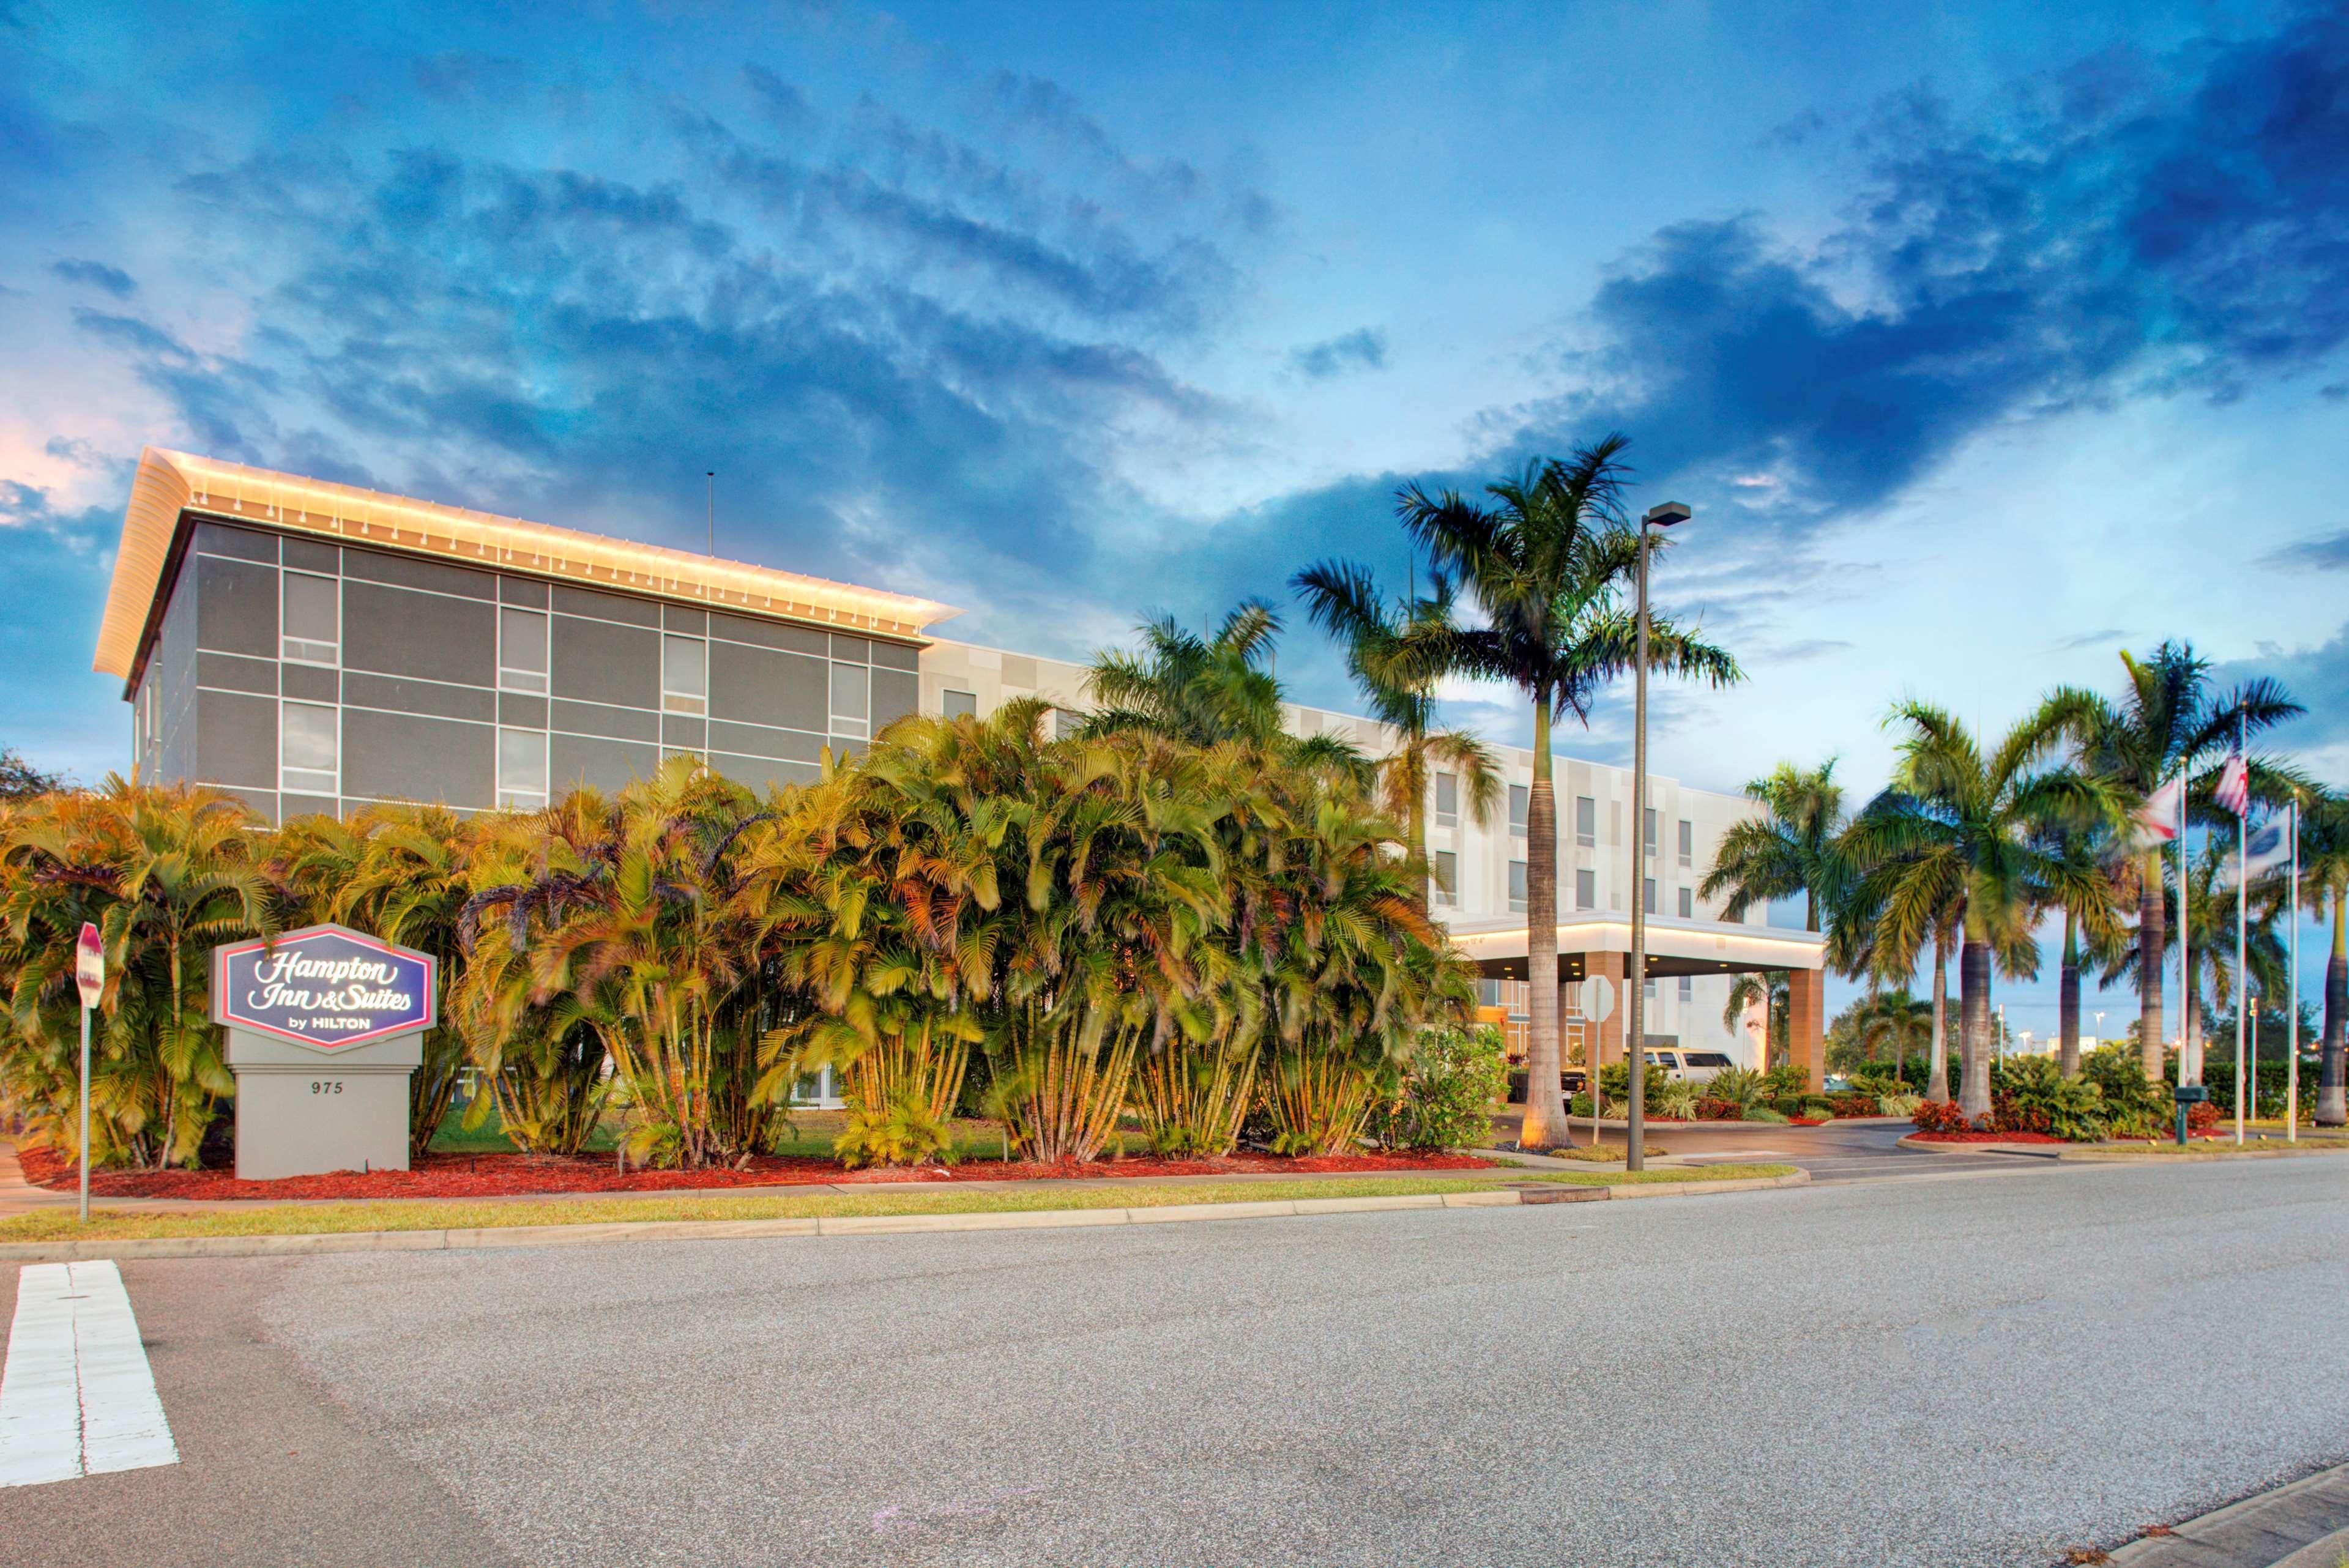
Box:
2214 752 2250 817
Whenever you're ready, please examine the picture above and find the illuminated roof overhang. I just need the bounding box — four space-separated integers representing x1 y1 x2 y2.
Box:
1445 913 1827 976
94 448 961 685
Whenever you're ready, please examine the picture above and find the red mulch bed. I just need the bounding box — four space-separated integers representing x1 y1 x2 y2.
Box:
1909 1130 2068 1145
15 1142 1496 1202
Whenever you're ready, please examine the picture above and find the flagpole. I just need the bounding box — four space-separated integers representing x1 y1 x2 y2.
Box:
2288 795 2300 1143
2235 716 2247 1148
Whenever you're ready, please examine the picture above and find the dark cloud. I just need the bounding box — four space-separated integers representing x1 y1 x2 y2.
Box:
740 65 819 138
1289 327 1387 381
2216 626 2349 767
2262 531 2349 570
1508 6 2349 532
50 258 134 296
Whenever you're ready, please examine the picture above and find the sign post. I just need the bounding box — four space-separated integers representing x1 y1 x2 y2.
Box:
75 921 103 1223
209 924 437 1181
1576 975 1617 1148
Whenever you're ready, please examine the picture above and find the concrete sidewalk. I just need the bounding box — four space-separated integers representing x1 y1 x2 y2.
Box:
2107 1460 2349 1567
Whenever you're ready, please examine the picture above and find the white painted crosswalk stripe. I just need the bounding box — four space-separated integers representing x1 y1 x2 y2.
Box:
0 1261 178 1487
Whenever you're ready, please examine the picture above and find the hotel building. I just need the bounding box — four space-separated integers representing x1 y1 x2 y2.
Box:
94 447 1828 1083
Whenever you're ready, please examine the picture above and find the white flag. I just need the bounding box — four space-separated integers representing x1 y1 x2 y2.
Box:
2215 752 2250 817
2220 818 2290 888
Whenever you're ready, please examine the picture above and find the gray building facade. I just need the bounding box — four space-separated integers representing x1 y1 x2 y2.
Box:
129 515 920 823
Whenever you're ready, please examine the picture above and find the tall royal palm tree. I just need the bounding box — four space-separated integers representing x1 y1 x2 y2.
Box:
1292 559 1501 905
1840 703 2120 1120
2059 642 2299 1081
2301 792 2349 1126
1396 436 1740 1150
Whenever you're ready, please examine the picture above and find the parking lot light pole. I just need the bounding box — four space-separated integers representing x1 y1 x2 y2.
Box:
1626 500 1688 1173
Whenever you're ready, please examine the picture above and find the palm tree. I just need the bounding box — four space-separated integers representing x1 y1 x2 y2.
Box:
2034 811 2126 1079
1 780 274 1167
1081 600 1372 785
1839 703 2120 1120
2301 792 2349 1126
1701 761 1848 932
1395 437 1740 1150
2060 642 2299 1080
1849 987 1934 1077
1292 560 1501 905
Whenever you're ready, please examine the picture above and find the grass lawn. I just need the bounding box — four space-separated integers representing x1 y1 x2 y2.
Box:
0 1164 1796 1243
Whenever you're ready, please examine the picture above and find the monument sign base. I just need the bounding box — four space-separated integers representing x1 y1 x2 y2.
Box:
226 1027 421 1180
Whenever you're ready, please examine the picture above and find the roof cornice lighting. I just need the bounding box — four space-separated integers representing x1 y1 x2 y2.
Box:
94 448 961 682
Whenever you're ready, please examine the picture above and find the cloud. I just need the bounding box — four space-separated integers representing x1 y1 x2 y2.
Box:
2262 530 2349 570
2049 627 2130 651
409 51 523 102
50 258 135 297
1289 327 1388 381
2216 625 2349 774
1503 6 2349 533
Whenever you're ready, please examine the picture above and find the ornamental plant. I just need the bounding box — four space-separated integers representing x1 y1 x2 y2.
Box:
1366 1024 1508 1151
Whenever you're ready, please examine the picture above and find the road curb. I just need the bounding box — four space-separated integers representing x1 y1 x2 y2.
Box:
2105 1458 2349 1567
1896 1133 2349 1162
0 1172 1807 1261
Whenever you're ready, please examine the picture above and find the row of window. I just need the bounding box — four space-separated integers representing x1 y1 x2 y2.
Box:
1428 853 1699 920
1431 774 1697 868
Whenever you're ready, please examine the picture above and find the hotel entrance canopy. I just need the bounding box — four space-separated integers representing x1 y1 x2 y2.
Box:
1445 913 1826 980
1444 913 1832 1090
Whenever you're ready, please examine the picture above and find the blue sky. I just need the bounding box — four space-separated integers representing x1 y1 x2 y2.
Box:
3 0 2344 1035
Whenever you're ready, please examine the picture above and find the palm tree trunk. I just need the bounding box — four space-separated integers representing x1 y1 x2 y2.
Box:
2137 856 2166 1083
1405 741 1431 910
1927 935 1949 1103
2321 890 2346 1127
2058 911 2081 1079
1959 932 1992 1121
1519 698 1569 1149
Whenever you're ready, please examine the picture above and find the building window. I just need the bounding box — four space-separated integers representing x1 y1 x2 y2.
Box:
280 701 338 796
1644 877 1657 915
1432 850 1457 907
830 662 869 738
1678 819 1694 868
1434 771 1458 828
1508 860 1527 913
1575 869 1595 910
1678 885 1693 920
499 607 549 694
281 572 338 666
497 727 548 810
661 634 707 716
1509 784 1528 837
1644 807 1658 857
944 689 978 719
1576 795 1596 847
1645 977 1657 1000
1678 976 1693 1003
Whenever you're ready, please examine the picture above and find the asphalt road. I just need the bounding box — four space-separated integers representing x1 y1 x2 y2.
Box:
4 1154 2347 1567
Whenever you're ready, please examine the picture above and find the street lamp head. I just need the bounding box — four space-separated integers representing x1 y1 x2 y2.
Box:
1643 502 1691 529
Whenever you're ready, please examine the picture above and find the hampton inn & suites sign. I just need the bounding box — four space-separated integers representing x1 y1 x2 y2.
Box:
209 924 438 1179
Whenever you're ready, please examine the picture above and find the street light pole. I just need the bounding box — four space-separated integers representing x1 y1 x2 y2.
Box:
1625 501 1688 1173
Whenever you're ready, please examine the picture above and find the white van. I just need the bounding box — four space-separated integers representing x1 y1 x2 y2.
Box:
1644 1048 1736 1084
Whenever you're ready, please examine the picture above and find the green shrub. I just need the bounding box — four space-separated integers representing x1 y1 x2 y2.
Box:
1704 1065 1765 1110
2080 1047 2167 1139
1770 1094 1810 1118
1877 1092 1923 1118
1992 1056 2107 1142
1368 1025 1508 1151
1742 1105 1790 1123
1760 1064 1809 1099
833 1093 958 1169
1654 1078 1701 1121
1800 1099 1837 1121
